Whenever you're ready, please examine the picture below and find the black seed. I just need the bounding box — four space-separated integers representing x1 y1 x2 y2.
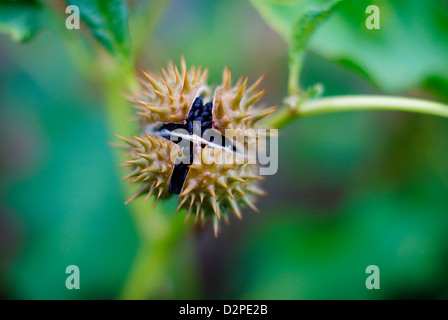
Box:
170 163 190 194
187 122 193 135
204 102 212 113
154 96 236 194
202 120 212 129
192 96 203 108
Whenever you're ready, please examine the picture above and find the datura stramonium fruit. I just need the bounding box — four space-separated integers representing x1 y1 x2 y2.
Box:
116 57 276 236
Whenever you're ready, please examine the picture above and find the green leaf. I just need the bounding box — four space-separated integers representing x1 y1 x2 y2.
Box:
289 0 341 55
251 0 448 92
249 0 338 43
309 0 448 92
287 0 342 94
66 0 131 62
249 0 342 94
0 0 43 42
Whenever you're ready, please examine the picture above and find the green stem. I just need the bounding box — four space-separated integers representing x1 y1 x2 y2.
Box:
103 68 193 300
264 95 448 129
119 201 191 300
104 4 194 298
287 51 303 95
44 0 192 300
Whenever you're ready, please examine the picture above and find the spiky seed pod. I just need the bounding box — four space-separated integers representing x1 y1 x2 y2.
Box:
116 133 179 204
178 146 264 236
133 58 210 124
213 67 277 138
118 58 276 236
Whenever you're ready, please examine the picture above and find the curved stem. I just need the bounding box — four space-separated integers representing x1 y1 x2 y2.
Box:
264 95 448 129
44 0 193 300
119 202 192 300
287 51 303 95
104 69 194 300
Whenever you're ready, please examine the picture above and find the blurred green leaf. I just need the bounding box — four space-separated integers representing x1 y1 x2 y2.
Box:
289 1 340 56
290 1 342 94
310 0 448 92
250 0 341 94
251 0 448 92
66 0 131 62
249 0 337 43
0 0 43 42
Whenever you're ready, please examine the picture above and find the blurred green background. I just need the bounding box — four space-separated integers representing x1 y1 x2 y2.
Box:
1 0 448 299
